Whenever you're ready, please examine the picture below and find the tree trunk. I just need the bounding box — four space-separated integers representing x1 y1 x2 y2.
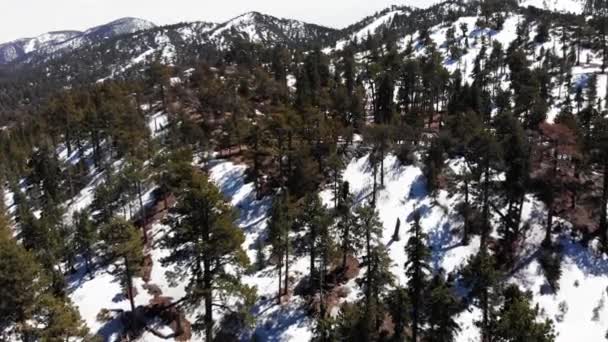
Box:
137 181 149 244
310 224 316 283
603 21 607 73
392 218 401 241
380 147 385 187
342 223 349 271
601 161 608 251
278 261 282 304
254 135 260 198
480 160 491 252
412 224 420 342
463 177 470 245
287 131 293 181
161 83 167 111
365 225 371 304
333 174 339 209
203 256 213 342
481 288 489 342
124 255 136 313
544 204 555 247
284 231 289 296
372 162 378 207
65 126 72 157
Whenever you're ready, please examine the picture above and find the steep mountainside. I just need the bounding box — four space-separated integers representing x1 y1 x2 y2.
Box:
3 2 608 341
0 17 156 65
520 0 585 13
209 12 338 48
0 31 81 64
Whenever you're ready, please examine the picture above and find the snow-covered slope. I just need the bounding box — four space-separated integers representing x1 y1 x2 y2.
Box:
519 0 585 14
208 11 337 48
339 3 605 122
57 132 608 342
85 17 156 39
0 31 81 64
0 17 156 64
318 154 608 342
336 7 413 49
37 17 156 56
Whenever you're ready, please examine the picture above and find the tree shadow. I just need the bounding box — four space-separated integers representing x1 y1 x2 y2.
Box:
560 236 608 276
95 311 125 341
428 219 460 272
408 175 427 201
64 255 105 294
113 292 127 303
251 303 311 342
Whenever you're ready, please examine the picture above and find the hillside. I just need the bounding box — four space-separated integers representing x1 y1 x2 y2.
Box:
2 0 608 341
0 17 156 64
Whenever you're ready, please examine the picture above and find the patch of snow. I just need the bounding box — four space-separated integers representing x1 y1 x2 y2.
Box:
520 0 585 14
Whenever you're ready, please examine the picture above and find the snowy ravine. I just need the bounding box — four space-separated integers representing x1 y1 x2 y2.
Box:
66 152 608 341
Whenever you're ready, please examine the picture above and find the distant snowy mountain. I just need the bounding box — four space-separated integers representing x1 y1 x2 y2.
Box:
4 2 608 341
0 31 81 64
33 12 339 82
85 17 156 39
0 17 156 64
519 0 585 13
208 11 337 48
336 7 413 49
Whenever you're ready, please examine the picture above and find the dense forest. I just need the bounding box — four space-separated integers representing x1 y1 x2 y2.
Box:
2 0 608 341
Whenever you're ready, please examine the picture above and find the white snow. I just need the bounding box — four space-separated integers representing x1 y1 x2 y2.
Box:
318 152 608 342
69 270 153 339
60 141 608 342
520 0 585 14
148 111 169 138
336 10 407 50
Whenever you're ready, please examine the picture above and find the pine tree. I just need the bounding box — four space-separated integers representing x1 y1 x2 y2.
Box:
334 302 366 341
404 210 431 342
376 73 395 124
461 251 500 342
591 117 608 250
268 192 292 302
19 198 67 289
468 127 502 251
385 287 409 341
271 46 290 91
73 210 98 277
312 315 338 342
365 124 393 189
122 156 151 243
148 61 171 110
494 285 556 341
494 112 530 264
301 193 331 286
327 153 345 209
161 169 250 341
28 143 65 203
533 123 579 247
32 295 89 341
337 181 355 270
347 204 392 340
0 225 47 338
426 274 461 342
101 218 144 313
425 136 447 195
360 245 393 340
0 220 89 341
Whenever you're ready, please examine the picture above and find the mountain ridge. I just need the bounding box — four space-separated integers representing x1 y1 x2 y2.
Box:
0 17 156 64
0 0 583 66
